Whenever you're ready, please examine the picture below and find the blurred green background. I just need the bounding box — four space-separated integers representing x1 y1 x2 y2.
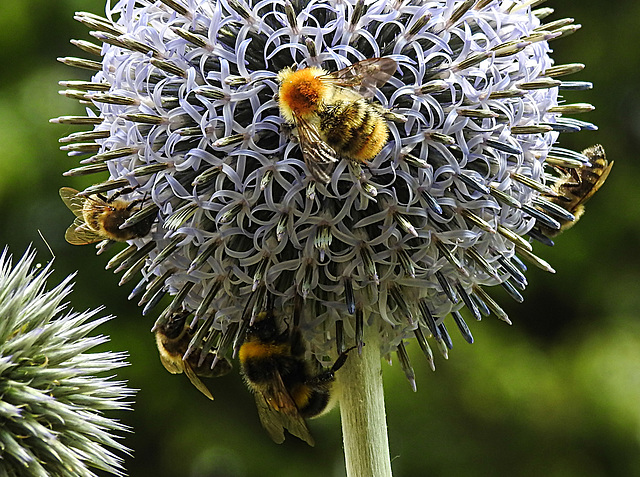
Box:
1 1 639 476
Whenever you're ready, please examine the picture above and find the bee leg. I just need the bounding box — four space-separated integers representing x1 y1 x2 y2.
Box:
568 168 583 187
124 199 141 211
371 103 407 123
125 191 150 211
109 184 141 203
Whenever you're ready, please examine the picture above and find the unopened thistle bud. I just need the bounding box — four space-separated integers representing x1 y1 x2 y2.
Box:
0 248 132 476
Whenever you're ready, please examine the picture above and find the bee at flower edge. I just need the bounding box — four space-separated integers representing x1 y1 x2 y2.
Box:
155 310 233 401
239 299 356 446
277 57 404 183
59 186 154 245
541 144 613 237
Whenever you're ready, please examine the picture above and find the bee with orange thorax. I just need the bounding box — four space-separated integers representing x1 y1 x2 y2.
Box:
239 307 354 446
277 57 401 183
59 186 153 245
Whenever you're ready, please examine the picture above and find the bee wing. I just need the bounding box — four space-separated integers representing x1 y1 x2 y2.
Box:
253 373 315 446
157 343 184 374
295 115 338 183
326 57 397 98
183 361 215 401
64 219 104 245
59 187 86 218
192 354 233 378
159 356 183 374
579 159 614 205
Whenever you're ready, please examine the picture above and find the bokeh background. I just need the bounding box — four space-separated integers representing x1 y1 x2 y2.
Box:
1 1 639 476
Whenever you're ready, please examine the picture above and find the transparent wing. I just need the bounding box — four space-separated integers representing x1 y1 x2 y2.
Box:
295 115 337 184
183 361 215 401
579 146 613 205
159 356 183 374
554 146 613 211
59 187 86 218
325 57 397 97
254 373 315 446
64 219 104 245
157 344 184 374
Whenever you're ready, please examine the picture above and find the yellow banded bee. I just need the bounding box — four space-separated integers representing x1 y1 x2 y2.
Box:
277 57 401 183
155 311 232 400
238 306 354 446
59 186 153 245
542 144 613 236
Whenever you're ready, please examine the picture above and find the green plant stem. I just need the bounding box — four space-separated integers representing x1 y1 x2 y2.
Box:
337 324 392 477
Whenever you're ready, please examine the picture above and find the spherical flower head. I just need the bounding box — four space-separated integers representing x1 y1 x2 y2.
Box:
55 0 597 386
0 248 132 476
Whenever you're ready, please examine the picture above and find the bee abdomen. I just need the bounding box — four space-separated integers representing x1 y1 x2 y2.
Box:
319 100 388 162
349 111 388 161
292 384 331 418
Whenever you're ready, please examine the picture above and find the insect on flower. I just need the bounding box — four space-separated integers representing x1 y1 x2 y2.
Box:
54 0 605 450
155 310 233 400
59 186 154 244
541 144 613 237
239 296 355 446
277 57 402 183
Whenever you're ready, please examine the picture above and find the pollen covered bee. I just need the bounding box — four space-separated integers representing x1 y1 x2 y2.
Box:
542 144 613 236
277 57 400 183
155 311 232 400
59 187 153 245
239 304 354 446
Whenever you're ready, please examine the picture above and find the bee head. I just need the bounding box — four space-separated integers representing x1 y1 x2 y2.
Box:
277 66 327 121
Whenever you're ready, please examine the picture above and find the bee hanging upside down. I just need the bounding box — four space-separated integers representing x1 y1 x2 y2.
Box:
277 57 402 183
542 144 613 237
59 186 154 245
155 311 233 400
239 307 356 446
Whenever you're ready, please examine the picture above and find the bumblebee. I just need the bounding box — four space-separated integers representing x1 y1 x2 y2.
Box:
155 311 232 400
59 186 153 245
239 307 354 446
277 57 399 183
542 144 613 236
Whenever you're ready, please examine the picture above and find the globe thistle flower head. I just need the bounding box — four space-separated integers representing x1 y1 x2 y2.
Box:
0 248 132 477
54 0 597 388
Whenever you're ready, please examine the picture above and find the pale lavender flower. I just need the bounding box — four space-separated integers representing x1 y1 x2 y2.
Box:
0 248 131 476
53 0 595 388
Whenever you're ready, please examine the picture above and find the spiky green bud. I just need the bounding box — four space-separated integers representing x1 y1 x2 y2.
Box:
0 248 132 477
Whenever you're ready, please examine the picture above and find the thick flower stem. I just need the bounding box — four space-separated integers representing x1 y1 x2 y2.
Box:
338 324 392 477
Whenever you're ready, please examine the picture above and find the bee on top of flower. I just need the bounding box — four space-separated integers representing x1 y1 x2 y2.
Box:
54 0 606 399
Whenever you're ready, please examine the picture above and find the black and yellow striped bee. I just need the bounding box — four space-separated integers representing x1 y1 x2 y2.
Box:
239 303 354 446
59 186 153 244
277 57 399 183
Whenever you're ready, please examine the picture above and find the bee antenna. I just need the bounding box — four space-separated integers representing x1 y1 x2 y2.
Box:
331 344 360 373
